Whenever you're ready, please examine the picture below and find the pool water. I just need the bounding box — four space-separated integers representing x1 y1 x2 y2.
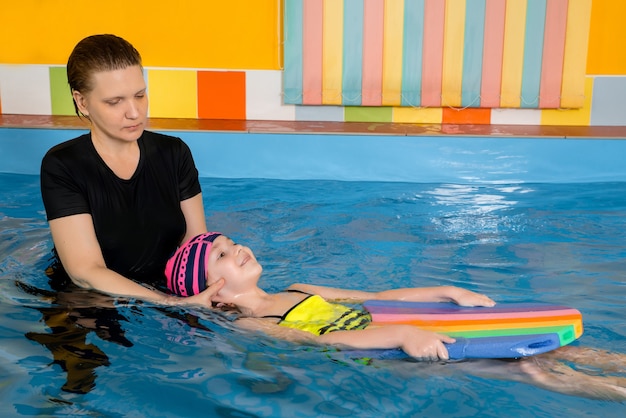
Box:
1 173 625 417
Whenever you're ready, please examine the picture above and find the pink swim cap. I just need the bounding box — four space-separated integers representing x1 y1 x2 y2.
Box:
165 232 222 296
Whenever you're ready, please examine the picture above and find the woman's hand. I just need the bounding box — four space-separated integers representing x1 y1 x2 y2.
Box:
169 278 225 308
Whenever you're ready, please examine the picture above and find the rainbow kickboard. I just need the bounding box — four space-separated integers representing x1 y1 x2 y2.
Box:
343 301 583 360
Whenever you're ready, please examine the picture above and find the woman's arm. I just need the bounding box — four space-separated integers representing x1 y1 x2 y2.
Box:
287 283 495 307
49 214 222 305
179 193 208 244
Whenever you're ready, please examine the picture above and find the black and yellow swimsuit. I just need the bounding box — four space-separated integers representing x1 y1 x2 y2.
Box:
262 290 372 336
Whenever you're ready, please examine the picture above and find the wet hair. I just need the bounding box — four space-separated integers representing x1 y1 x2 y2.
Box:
66 34 143 116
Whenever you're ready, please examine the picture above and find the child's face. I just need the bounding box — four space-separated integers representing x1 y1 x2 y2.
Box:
205 235 262 288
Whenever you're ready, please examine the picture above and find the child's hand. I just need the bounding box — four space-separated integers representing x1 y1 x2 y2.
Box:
398 326 455 360
449 287 496 307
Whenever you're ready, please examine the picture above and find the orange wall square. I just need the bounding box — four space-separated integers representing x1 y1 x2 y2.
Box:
198 71 246 120
442 108 491 125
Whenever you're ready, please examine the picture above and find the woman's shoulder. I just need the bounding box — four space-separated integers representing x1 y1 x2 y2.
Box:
44 133 91 156
142 130 184 144
141 130 195 159
41 133 93 172
141 130 190 153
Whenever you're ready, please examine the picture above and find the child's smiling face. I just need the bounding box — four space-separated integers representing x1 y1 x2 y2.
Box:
205 235 263 289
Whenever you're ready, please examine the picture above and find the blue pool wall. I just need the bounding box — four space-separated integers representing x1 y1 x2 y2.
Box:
1 127 626 183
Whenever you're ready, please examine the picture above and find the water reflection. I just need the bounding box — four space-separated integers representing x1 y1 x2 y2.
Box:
18 261 130 394
426 184 531 239
18 257 212 394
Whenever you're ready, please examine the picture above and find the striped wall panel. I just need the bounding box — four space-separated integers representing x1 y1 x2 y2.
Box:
283 0 591 109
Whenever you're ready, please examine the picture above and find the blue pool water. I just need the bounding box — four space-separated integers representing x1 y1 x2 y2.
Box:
1 173 625 417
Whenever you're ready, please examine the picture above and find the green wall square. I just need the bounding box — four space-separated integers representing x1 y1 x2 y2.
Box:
49 66 75 116
344 106 393 123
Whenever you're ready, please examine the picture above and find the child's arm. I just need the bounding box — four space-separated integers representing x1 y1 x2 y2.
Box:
317 325 455 360
237 318 455 360
375 286 496 307
287 283 495 307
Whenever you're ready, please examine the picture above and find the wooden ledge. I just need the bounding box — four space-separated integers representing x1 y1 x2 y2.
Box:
1 114 625 139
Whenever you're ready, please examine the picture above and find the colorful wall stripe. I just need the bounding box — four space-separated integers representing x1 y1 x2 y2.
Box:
539 0 569 108
284 0 592 109
382 0 405 106
561 0 592 108
461 0 486 108
500 0 527 108
322 0 344 105
283 0 304 104
480 0 506 108
302 0 324 105
361 0 385 106
421 0 446 107
400 0 425 106
520 0 547 108
441 0 466 107
342 0 364 105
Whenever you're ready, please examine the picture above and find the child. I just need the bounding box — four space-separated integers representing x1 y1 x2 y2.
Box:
165 232 496 360
166 232 626 400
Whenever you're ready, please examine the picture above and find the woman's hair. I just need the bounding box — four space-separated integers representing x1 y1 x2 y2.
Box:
66 34 143 116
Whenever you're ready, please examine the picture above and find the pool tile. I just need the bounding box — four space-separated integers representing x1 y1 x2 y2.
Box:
147 69 197 119
49 66 75 116
246 70 296 121
295 105 344 122
344 106 392 123
0 64 51 115
198 71 246 120
590 76 626 126
442 108 491 125
491 108 542 125
393 107 443 124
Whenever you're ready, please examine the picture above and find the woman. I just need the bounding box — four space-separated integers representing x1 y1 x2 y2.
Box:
40 34 222 305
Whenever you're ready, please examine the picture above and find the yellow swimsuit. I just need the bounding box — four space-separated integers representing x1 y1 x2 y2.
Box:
263 291 372 336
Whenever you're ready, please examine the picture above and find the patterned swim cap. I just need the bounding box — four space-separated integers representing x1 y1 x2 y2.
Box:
165 232 222 296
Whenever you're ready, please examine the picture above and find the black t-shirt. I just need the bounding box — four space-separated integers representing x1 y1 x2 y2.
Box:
40 131 202 287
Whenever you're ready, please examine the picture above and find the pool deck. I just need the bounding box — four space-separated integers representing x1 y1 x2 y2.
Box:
1 114 625 138
2 114 625 182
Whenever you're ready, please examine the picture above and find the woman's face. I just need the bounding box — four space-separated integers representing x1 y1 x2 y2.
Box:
73 65 148 144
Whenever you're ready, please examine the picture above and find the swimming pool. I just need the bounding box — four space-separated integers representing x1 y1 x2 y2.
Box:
1 130 625 416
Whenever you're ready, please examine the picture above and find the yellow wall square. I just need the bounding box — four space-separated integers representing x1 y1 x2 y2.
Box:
1 1 281 70
541 77 593 126
147 70 197 118
393 107 443 124
587 0 626 75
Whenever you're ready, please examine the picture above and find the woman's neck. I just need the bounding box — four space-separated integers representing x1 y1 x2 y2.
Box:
90 132 140 180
